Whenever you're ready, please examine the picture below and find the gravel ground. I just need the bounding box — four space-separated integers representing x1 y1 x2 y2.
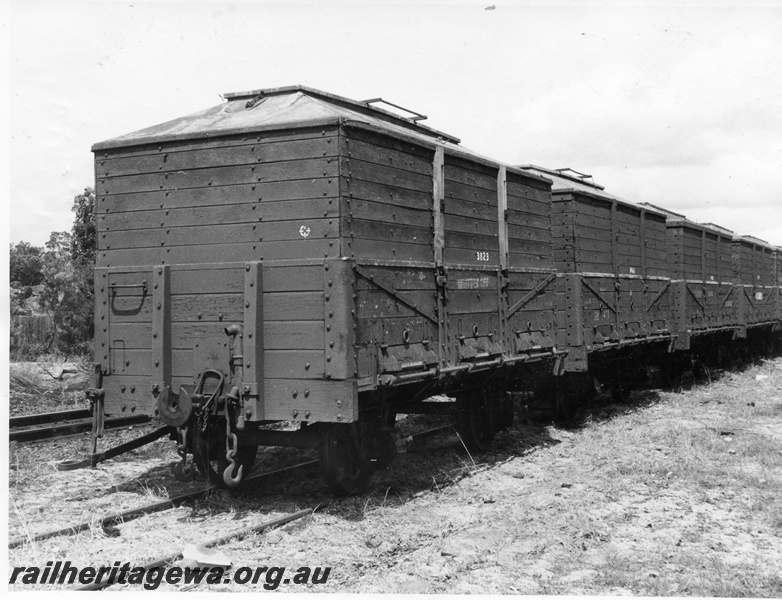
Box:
8 357 782 595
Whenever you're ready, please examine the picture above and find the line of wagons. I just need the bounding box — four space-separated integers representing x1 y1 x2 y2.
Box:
87 86 782 495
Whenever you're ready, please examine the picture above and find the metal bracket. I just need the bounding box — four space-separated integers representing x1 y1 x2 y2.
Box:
686 284 707 312
719 284 735 308
581 278 617 314
354 264 437 324
646 281 670 309
508 273 556 317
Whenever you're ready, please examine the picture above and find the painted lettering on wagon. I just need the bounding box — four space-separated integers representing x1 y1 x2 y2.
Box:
456 277 491 290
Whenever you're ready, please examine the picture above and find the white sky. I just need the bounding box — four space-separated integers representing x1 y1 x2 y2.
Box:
4 0 782 247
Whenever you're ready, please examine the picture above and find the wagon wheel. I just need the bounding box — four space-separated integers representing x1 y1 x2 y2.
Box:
535 376 578 420
456 391 494 453
319 424 374 497
192 420 257 488
494 391 515 432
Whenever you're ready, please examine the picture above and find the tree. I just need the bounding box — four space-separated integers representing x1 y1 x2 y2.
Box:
9 241 44 287
71 187 96 265
38 230 94 355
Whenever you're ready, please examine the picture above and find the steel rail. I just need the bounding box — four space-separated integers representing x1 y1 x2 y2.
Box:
10 409 92 429
77 504 329 591
7 459 318 550
9 414 151 444
9 423 453 551
74 424 455 590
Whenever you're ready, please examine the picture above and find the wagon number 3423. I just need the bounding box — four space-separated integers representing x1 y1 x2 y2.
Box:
475 251 490 262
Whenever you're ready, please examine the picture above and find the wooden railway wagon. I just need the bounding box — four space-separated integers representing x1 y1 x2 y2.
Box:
520 167 673 382
733 236 779 328
89 86 561 494
776 247 782 321
637 206 741 350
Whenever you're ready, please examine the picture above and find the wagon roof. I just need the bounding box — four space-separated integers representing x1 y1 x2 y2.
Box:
519 165 667 217
92 85 464 151
92 85 553 184
638 203 738 238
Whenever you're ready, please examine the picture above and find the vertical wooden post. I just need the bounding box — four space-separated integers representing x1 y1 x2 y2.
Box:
243 261 264 420
700 229 706 281
497 166 509 353
152 265 171 391
95 268 110 374
497 166 508 271
432 145 449 366
640 209 647 277
433 146 445 267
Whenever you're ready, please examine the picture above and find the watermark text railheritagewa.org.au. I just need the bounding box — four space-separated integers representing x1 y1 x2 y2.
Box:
9 561 331 590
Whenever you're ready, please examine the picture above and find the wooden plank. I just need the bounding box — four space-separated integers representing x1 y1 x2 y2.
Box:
244 261 264 413
344 137 433 177
445 179 497 206
444 158 498 191
509 252 555 269
345 218 433 246
508 238 554 256
444 198 498 224
95 269 110 371
108 290 324 324
343 178 431 211
99 157 338 196
166 264 322 295
433 145 445 267
444 246 499 266
265 292 324 321
98 238 338 267
323 258 357 380
497 165 508 271
445 230 500 252
111 348 194 378
151 265 171 390
507 224 551 244
343 157 433 193
98 178 338 213
356 289 423 319
348 199 431 228
345 125 434 160
101 197 338 232
96 127 336 160
98 136 338 178
506 210 550 230
354 266 436 291
111 320 326 350
262 378 357 423
264 349 325 379
344 238 434 263
104 219 339 250
446 212 502 237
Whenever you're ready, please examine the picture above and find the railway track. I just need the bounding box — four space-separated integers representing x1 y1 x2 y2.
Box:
9 423 453 555
9 409 151 444
76 424 455 591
